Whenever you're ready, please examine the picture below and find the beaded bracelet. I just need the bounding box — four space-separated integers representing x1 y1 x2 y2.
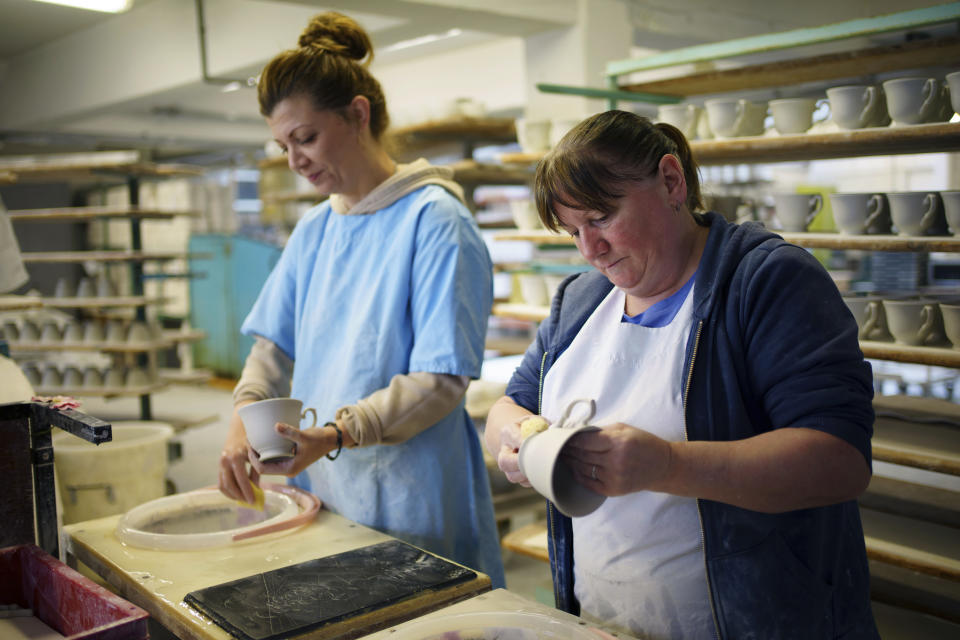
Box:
325 421 343 460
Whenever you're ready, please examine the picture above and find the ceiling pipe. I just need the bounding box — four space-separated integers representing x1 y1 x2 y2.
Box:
194 0 256 88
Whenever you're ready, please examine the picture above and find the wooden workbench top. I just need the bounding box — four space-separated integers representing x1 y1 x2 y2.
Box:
64 509 490 640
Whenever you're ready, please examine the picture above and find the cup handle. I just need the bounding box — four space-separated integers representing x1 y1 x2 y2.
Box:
813 98 830 125
863 194 884 230
806 194 823 225
919 78 940 122
860 86 878 127
557 398 597 429
732 99 748 135
301 407 318 429
919 193 939 231
861 301 880 339
918 305 936 344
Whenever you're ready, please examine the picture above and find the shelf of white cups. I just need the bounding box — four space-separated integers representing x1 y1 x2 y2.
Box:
5 317 171 354
19 360 164 397
503 73 960 167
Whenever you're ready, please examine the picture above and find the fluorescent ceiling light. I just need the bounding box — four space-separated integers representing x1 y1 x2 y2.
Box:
381 28 463 53
31 0 133 13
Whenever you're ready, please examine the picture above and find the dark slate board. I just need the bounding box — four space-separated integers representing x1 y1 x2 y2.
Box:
183 539 477 640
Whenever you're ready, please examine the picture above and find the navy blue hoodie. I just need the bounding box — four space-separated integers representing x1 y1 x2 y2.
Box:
506 212 878 639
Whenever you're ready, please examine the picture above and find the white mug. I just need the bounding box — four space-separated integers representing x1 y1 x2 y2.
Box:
829 193 886 235
657 103 702 139
773 193 823 232
518 398 606 518
883 77 945 125
239 398 318 462
826 85 889 129
888 192 940 236
769 98 818 135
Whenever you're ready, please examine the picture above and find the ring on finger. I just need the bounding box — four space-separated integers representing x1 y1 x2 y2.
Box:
591 464 598 481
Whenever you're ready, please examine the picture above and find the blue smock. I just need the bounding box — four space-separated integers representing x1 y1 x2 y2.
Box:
241 185 505 587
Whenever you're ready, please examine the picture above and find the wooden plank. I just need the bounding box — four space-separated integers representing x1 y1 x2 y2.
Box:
0 151 204 180
32 382 169 398
861 342 960 369
0 295 43 311
7 206 200 221
872 412 960 477
621 37 960 97
41 296 164 309
391 116 516 143
451 160 533 185
605 3 960 76
492 303 549 322
862 507 960 582
9 340 172 354
21 251 211 263
869 561 960 625
860 476 960 529
492 230 571 244
780 232 960 253
501 522 549 563
501 124 960 166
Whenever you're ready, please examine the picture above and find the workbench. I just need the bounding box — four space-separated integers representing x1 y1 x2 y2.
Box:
63 510 491 639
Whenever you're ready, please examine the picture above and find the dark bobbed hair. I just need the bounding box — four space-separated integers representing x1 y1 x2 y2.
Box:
257 11 389 141
534 110 705 232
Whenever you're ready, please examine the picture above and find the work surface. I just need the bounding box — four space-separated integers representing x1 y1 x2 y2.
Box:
63 510 490 640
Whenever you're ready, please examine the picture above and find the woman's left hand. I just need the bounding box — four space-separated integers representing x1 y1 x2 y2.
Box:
561 423 674 496
247 422 340 477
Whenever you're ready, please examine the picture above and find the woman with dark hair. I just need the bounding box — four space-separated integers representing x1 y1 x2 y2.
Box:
217 11 504 588
485 110 877 637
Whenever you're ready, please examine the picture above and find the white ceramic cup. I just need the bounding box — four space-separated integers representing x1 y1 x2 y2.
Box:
829 193 886 235
947 71 960 119
941 190 960 236
238 398 318 462
773 193 823 232
705 99 767 137
517 272 548 306
518 398 606 518
883 77 945 125
940 303 960 350
515 118 551 153
888 192 940 236
826 85 888 129
657 103 702 139
769 98 818 134
883 299 941 346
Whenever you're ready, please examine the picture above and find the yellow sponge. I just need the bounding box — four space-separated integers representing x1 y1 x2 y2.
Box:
236 481 265 511
520 416 549 440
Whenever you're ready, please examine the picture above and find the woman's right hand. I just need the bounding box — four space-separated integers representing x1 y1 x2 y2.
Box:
496 418 532 487
218 403 260 504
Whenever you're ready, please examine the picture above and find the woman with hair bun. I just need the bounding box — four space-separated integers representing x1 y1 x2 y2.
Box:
485 110 877 636
217 11 504 587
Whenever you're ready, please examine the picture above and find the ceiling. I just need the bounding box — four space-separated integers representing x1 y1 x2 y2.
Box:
0 0 953 165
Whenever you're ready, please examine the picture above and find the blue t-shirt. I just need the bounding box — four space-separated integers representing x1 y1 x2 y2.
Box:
622 270 697 327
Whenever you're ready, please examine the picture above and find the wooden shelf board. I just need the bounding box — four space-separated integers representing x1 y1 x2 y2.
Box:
7 206 200 221
872 413 960 477
492 303 550 322
21 251 211 263
33 382 168 398
862 341 960 368
0 151 203 180
261 191 324 204
392 116 516 145
492 230 571 244
499 123 960 166
0 295 43 311
9 339 172 353
42 296 165 308
158 368 213 384
862 507 960 582
860 475 960 530
501 522 549 563
620 36 960 97
451 160 532 185
780 232 960 253
161 329 207 343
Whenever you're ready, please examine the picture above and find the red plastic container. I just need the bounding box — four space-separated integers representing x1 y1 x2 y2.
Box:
0 544 148 639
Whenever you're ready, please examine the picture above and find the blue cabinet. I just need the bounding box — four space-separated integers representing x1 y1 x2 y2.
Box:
189 234 281 378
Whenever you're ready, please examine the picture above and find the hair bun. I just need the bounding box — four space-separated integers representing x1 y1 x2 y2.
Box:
298 11 373 64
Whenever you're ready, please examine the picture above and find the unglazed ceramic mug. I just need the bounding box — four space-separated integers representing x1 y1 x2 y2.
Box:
515 118 551 153
826 85 889 129
518 398 606 518
773 193 823 232
769 98 818 134
947 71 960 118
510 199 542 231
842 295 891 341
883 77 947 125
941 303 960 350
238 398 318 462
941 190 960 236
888 192 941 236
657 103 703 139
883 298 943 346
829 193 887 235
704 99 767 138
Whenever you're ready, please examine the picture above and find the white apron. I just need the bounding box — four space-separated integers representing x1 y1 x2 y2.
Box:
540 286 713 639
